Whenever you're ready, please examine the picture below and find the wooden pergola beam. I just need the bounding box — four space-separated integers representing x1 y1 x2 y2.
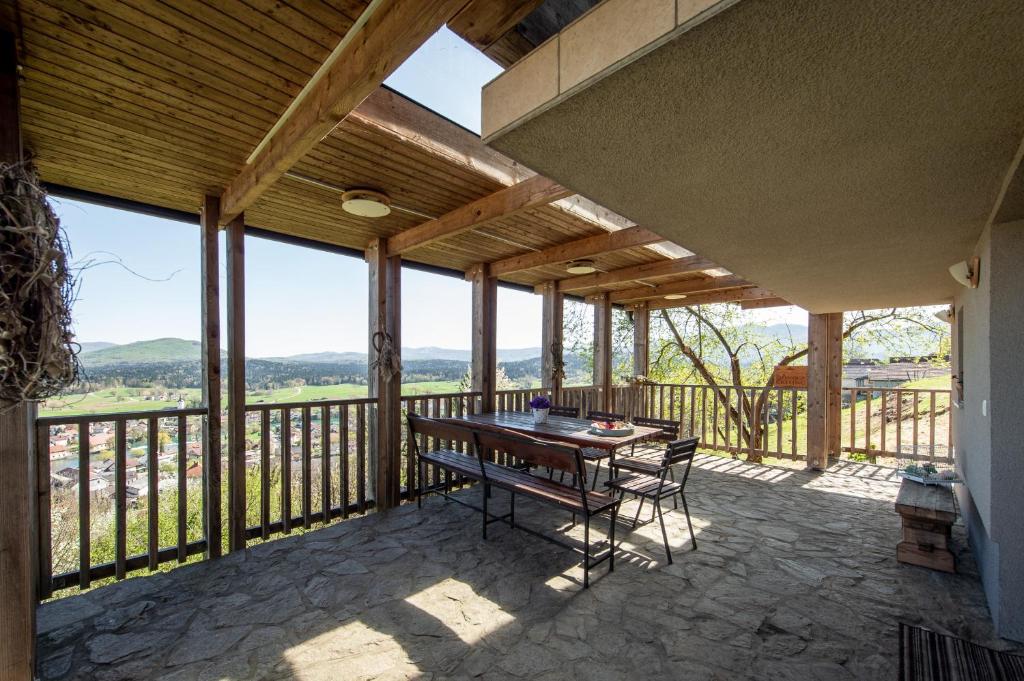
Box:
739 297 792 310
602 275 751 304
449 0 544 53
219 0 466 223
386 175 571 255
490 226 665 277
638 287 776 311
550 255 717 293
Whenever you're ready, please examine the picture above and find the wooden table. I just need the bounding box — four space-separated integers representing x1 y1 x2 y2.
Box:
895 479 957 573
456 411 662 487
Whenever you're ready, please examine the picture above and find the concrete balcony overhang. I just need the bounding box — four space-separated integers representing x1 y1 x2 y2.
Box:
482 0 1024 312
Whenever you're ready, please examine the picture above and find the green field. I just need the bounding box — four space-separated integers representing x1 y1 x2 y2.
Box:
40 381 465 416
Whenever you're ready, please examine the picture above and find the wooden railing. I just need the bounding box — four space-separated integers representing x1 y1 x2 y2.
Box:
36 407 208 596
844 387 951 461
243 398 376 540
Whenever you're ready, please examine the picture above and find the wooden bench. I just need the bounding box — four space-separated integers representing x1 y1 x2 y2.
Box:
895 479 957 573
407 413 621 587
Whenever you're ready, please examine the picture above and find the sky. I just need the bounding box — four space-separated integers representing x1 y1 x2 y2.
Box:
55 26 804 358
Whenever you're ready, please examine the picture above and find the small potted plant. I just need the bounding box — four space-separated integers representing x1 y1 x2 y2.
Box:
530 395 551 424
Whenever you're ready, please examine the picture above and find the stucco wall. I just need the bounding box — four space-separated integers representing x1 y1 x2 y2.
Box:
953 219 1024 641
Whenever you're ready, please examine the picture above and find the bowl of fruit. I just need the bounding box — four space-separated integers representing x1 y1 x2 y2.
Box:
588 420 635 437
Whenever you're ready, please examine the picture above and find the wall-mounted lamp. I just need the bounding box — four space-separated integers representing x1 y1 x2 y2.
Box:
933 307 954 324
948 256 980 288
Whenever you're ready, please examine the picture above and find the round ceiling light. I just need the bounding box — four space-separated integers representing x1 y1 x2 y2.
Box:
341 189 391 218
566 260 597 275
664 293 688 300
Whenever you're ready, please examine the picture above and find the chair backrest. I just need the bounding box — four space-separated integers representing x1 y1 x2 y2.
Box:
662 436 700 487
473 428 583 477
633 416 680 441
548 404 579 418
406 413 477 456
586 409 625 423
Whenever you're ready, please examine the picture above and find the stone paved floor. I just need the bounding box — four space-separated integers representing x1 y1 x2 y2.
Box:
37 455 1019 680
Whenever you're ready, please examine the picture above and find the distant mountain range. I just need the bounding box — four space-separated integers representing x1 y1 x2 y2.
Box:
77 338 545 367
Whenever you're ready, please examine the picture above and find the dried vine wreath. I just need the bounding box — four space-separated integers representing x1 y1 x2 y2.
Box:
0 160 79 409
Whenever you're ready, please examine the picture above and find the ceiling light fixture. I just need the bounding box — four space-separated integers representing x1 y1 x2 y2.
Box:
664 293 688 300
948 256 980 288
565 260 597 275
341 189 391 218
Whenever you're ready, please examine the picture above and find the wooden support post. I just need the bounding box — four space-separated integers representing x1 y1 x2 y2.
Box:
540 282 564 402
807 312 843 470
199 196 222 559
0 29 36 681
225 214 246 550
633 302 650 417
367 238 402 510
469 264 497 413
593 292 613 411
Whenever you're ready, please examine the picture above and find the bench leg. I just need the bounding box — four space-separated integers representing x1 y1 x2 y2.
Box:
417 460 425 508
482 484 489 540
656 498 672 565
583 517 591 589
681 492 696 550
632 496 645 528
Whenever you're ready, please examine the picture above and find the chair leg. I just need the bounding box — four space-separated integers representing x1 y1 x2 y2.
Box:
681 493 696 549
583 517 591 588
631 496 645 528
655 498 672 565
608 506 618 573
510 493 515 529
591 460 601 490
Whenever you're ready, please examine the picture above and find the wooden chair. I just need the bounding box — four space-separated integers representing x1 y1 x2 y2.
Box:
548 404 579 418
581 410 627 489
630 415 682 480
606 436 699 564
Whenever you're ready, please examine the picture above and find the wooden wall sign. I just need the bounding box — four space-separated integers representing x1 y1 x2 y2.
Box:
773 365 808 389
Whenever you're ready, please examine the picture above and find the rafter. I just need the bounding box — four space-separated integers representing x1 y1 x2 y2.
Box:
638 287 776 311
449 0 544 54
740 297 793 310
550 255 717 293
489 225 664 277
386 175 571 255
602 275 751 304
220 0 466 223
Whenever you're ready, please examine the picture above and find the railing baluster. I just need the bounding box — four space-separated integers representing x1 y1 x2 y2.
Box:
302 406 312 529
776 388 783 457
177 414 187 563
322 405 331 525
865 390 873 460
849 389 857 456
912 392 920 459
115 420 126 580
260 409 270 540
35 420 53 599
712 388 719 450
78 421 90 589
147 417 159 571
895 389 903 459
281 408 291 534
880 390 888 456
791 390 798 459
929 391 937 461
357 404 366 514
341 406 350 518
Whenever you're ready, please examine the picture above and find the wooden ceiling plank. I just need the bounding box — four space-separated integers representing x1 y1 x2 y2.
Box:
489 226 665 277
604 275 752 303
552 255 717 292
219 0 467 223
385 175 571 255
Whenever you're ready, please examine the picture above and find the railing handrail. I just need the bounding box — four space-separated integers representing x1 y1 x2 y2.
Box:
37 406 208 426
401 391 482 401
244 397 376 411
647 381 950 396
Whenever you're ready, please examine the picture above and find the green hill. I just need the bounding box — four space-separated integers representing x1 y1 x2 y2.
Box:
79 338 207 366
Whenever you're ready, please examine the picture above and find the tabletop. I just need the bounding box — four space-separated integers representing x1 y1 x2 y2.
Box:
455 411 661 451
